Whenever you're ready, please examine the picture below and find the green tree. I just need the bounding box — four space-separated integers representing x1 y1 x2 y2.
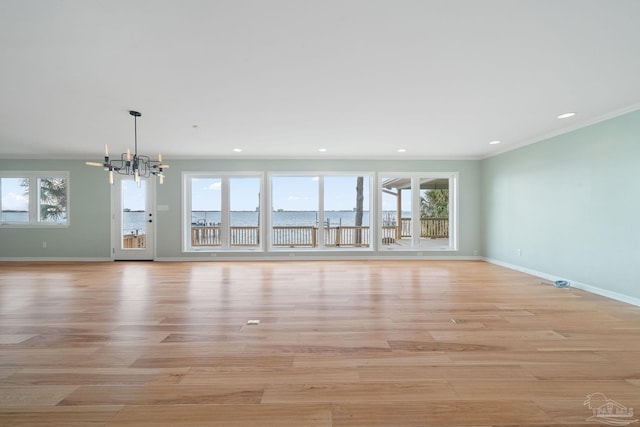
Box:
420 189 448 218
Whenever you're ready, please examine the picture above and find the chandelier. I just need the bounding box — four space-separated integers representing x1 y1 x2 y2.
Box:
86 110 168 185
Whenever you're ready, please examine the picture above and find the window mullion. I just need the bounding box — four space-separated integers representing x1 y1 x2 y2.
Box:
31 176 39 224
317 176 324 247
221 177 230 248
184 175 192 251
412 177 420 247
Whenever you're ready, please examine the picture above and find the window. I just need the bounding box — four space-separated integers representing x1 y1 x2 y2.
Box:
379 173 457 250
182 171 454 253
269 173 373 249
0 172 69 226
183 173 262 251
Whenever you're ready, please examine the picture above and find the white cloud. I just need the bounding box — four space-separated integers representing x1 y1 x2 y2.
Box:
2 192 28 211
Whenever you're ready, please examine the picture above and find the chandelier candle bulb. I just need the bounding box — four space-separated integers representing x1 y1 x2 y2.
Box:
127 148 131 161
104 144 109 156
109 170 114 185
158 153 162 162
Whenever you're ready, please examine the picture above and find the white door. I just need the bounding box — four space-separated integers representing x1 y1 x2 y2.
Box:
112 175 155 260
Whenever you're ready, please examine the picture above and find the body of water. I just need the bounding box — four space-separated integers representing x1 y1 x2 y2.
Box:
191 210 410 227
1 211 66 225
2 210 410 235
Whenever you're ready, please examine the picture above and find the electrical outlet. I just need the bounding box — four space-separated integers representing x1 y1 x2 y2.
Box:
517 248 522 256
41 242 47 248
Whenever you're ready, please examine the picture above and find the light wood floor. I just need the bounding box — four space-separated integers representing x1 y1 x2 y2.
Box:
1 260 639 426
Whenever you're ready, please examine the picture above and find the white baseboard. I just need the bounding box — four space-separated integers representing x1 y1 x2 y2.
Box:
484 257 640 307
0 257 112 262
0 255 483 263
156 255 484 262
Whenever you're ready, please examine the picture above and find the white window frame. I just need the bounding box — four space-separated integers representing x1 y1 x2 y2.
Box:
378 172 458 251
0 171 70 228
182 171 264 252
267 172 374 251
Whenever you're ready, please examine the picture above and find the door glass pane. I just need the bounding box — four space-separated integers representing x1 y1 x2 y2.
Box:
1 178 29 223
230 177 261 247
121 179 146 249
324 176 370 247
419 178 450 248
381 177 411 246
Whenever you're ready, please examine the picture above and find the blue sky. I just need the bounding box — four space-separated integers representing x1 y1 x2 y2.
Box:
191 176 372 211
121 179 146 211
1 178 28 211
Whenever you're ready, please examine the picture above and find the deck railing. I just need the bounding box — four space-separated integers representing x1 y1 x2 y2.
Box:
273 226 317 247
123 233 146 248
192 225 371 247
230 226 260 246
400 218 449 239
324 226 370 247
191 221 448 247
191 226 222 246
381 226 398 244
400 218 412 237
191 226 261 247
421 218 449 238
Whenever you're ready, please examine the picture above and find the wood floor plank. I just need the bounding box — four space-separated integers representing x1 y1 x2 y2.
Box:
4 368 190 386
0 406 123 427
448 379 640 401
180 366 360 385
107 403 332 427
356 364 538 381
1 259 639 426
0 386 77 407
261 381 457 403
59 385 264 406
331 401 551 426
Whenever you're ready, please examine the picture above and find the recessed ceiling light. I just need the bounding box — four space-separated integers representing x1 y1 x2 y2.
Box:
489 140 501 145
557 112 576 119
233 148 242 152
318 148 327 152
397 148 407 153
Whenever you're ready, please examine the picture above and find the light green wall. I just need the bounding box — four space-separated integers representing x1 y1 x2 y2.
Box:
1 158 482 260
0 159 111 259
481 109 640 300
2 111 639 302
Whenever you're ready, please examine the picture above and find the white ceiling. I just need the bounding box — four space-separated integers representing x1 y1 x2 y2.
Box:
1 0 639 161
